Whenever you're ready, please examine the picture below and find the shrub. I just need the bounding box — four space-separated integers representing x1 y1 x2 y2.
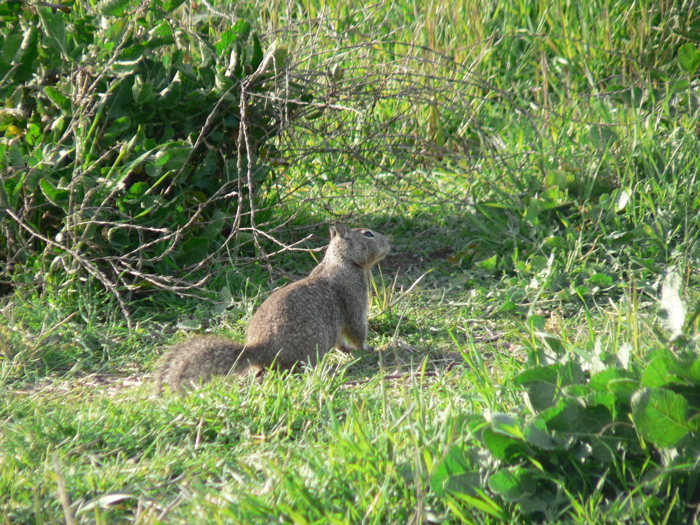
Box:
0 0 307 300
432 273 700 522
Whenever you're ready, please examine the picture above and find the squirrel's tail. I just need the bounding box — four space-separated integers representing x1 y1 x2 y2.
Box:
155 335 259 393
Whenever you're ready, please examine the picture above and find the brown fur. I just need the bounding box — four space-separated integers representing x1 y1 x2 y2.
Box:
155 223 390 392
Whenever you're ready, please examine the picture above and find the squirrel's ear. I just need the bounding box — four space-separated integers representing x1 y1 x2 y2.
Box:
333 222 347 238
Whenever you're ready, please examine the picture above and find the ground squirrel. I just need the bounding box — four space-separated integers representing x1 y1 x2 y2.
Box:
155 223 391 392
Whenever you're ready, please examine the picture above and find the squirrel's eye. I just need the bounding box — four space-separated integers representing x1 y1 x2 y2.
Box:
363 231 375 237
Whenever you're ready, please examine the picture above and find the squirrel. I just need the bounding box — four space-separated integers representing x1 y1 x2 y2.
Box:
155 223 391 392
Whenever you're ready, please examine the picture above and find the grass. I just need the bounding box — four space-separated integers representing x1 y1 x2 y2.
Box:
2 0 700 522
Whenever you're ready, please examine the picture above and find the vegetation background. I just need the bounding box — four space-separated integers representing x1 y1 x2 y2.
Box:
1 0 699 522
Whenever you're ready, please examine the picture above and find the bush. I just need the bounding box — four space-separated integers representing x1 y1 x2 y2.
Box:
0 0 308 299
432 273 700 522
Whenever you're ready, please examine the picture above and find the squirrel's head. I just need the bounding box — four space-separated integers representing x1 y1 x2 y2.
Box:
328 222 390 269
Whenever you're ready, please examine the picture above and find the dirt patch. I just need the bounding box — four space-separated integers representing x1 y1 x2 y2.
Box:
381 247 453 271
9 373 145 398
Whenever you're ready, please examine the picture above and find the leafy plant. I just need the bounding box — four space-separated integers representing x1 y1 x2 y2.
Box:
432 273 700 522
0 0 307 299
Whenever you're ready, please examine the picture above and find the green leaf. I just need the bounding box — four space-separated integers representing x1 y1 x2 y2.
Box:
527 314 545 330
605 378 639 403
7 142 26 169
250 32 263 70
216 20 251 55
488 412 524 439
157 78 182 108
105 225 130 247
582 392 618 416
588 273 613 288
523 418 556 450
631 388 693 448
516 362 585 411
539 186 566 209
429 446 480 497
98 0 132 17
488 469 536 502
481 428 525 461
558 361 586 385
525 197 539 225
146 20 175 48
126 182 149 200
641 350 681 388
562 384 593 398
118 43 147 63
545 169 575 190
146 142 192 177
679 43 700 75
1 32 23 73
103 117 132 142
540 398 612 434
589 367 639 398
132 78 155 106
174 237 209 266
521 381 557 411
161 0 187 12
193 150 219 192
37 8 69 59
689 412 700 430
476 254 497 271
201 210 227 241
515 364 561 385
0 180 15 210
105 76 136 118
3 26 38 84
544 235 565 249
442 498 476 524
674 356 700 384
39 179 69 209
44 86 71 113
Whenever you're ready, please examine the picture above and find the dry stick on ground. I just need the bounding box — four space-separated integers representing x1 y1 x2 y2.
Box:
157 493 185 523
342 369 444 388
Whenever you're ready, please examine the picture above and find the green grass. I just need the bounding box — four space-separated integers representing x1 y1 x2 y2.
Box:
0 356 483 522
2 0 700 522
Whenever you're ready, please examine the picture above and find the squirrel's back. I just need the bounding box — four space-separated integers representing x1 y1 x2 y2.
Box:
155 223 390 392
